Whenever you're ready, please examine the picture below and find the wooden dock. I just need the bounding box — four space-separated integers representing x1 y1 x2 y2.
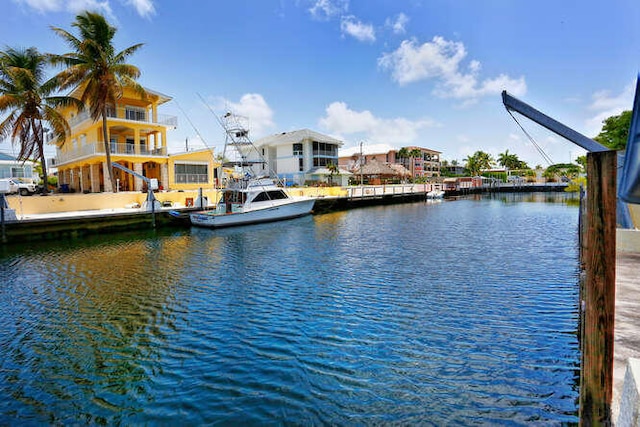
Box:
611 240 640 423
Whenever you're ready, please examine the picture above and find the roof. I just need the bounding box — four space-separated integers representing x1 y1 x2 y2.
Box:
339 144 442 158
388 163 411 176
0 152 34 164
68 85 172 105
307 166 353 175
255 129 343 147
360 159 399 176
145 88 172 105
339 143 397 157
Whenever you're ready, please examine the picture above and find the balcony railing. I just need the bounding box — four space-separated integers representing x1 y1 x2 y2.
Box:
53 141 167 166
67 108 177 129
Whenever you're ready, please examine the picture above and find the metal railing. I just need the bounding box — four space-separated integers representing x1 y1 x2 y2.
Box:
53 141 168 165
67 108 177 129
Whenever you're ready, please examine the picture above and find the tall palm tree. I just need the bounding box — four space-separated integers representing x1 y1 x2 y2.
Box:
0 47 80 194
51 11 146 192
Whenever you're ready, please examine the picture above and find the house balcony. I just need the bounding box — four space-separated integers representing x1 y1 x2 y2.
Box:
51 141 168 167
67 108 178 130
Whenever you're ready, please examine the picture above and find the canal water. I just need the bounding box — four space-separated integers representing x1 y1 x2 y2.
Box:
0 193 581 425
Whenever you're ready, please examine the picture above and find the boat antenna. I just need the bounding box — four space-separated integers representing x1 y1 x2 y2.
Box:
196 92 226 132
174 99 214 153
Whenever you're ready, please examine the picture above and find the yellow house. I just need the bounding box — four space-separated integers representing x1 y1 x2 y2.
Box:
168 148 219 191
50 86 218 193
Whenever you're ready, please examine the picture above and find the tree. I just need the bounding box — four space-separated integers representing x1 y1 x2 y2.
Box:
51 11 146 192
464 150 494 176
575 155 587 172
594 110 632 151
326 162 338 186
0 47 80 194
497 149 529 171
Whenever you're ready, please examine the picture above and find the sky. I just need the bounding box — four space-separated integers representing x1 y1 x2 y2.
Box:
1 0 639 168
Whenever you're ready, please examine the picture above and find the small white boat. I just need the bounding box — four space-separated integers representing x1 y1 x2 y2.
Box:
426 190 445 199
189 112 314 228
190 178 314 228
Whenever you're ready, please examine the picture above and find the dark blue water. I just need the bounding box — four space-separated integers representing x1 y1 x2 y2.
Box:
0 193 581 425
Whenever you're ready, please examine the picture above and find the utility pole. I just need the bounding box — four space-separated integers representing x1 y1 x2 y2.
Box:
360 141 364 186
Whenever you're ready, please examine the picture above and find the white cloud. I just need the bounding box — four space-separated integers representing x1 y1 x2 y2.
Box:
378 36 526 103
340 15 375 42
221 93 276 138
385 12 408 35
13 0 154 17
584 82 635 136
308 0 348 20
124 0 154 17
319 101 435 145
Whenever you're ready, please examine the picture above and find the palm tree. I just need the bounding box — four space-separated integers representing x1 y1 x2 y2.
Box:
51 11 146 192
326 162 339 186
465 150 494 176
0 47 80 194
498 149 529 172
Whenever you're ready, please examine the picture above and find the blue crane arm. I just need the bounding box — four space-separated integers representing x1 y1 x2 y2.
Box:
502 90 608 153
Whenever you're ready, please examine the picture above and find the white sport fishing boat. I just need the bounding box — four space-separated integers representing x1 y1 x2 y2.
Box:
189 112 315 228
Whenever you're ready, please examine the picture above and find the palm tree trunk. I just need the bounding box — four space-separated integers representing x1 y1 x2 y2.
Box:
38 124 48 195
102 111 116 192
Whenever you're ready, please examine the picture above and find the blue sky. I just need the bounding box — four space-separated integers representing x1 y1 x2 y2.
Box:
1 0 639 167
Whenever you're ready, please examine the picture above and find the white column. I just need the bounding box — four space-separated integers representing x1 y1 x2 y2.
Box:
161 163 169 190
90 163 100 192
134 162 143 191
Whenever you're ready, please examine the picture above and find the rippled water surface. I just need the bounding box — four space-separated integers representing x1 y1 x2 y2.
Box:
0 193 581 425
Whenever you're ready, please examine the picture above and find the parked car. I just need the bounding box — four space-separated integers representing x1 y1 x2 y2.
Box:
0 178 19 194
0 178 37 195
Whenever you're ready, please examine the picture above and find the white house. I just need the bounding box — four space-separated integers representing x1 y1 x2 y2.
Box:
0 152 38 181
253 129 349 186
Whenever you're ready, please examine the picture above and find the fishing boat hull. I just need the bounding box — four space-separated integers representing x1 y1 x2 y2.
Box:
189 197 315 228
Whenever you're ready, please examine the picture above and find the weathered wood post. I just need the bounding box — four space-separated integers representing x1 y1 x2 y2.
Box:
579 150 617 425
501 91 618 425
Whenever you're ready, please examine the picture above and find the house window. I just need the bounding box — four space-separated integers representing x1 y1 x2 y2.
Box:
293 143 303 156
312 141 338 167
125 106 146 122
174 163 209 184
11 167 25 178
299 158 304 172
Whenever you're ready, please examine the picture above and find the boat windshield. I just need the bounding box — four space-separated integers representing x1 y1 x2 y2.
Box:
252 190 289 202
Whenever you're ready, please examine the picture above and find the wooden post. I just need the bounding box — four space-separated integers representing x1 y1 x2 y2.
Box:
579 150 617 425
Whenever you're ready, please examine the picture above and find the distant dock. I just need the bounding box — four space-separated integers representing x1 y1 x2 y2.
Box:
1 183 570 244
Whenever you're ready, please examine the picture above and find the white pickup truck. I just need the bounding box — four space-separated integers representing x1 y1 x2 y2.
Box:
0 178 38 196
